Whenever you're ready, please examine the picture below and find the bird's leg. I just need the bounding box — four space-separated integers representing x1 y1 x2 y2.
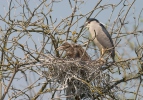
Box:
101 48 106 58
101 48 105 56
98 48 106 62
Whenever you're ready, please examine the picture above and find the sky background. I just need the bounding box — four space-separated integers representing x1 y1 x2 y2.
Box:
0 0 143 99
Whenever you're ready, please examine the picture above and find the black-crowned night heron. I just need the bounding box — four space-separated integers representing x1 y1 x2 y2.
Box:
80 18 115 62
57 42 91 61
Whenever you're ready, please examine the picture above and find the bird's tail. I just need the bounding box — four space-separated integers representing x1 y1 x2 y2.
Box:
111 49 115 62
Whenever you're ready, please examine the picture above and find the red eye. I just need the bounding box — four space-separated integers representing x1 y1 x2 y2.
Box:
86 22 90 24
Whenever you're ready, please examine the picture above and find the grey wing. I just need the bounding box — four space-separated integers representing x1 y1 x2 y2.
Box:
96 24 114 48
96 24 115 60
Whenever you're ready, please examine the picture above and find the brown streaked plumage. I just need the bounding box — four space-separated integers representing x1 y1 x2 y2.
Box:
57 42 90 61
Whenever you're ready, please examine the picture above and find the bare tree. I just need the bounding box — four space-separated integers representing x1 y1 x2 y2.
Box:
0 0 143 100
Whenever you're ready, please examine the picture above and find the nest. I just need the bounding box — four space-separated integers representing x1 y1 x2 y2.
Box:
36 53 119 100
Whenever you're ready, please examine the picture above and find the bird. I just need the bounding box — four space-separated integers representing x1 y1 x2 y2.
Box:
80 18 115 62
57 42 91 99
56 42 91 61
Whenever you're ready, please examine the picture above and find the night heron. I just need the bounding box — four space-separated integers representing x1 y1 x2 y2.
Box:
80 18 115 62
57 42 90 61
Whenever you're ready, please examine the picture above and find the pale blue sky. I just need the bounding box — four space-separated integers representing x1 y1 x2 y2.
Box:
0 0 143 99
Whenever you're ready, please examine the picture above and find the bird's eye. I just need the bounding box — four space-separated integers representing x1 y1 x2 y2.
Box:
86 21 90 24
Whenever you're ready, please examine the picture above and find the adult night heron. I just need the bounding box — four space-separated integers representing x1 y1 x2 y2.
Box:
80 18 115 61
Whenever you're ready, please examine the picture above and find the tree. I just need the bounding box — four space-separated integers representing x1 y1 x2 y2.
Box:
0 0 143 99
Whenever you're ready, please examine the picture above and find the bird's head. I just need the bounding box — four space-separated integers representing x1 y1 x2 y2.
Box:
80 18 99 28
56 42 72 51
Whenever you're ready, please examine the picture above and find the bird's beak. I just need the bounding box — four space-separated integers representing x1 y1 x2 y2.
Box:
80 25 85 28
56 46 64 51
80 22 88 28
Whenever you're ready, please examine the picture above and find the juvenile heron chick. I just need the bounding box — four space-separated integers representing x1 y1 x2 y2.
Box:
57 42 90 61
80 18 115 61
